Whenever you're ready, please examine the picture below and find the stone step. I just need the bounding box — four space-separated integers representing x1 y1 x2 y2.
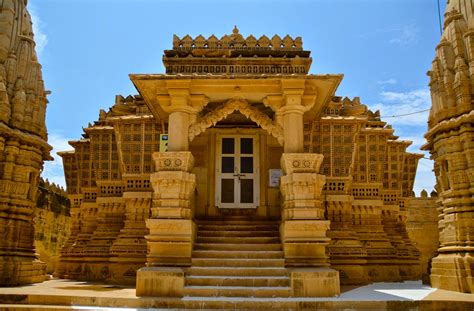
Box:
194 243 281 251
196 236 280 244
192 250 284 259
185 275 290 287
197 230 279 237
197 224 280 231
183 285 291 297
191 258 285 267
197 220 280 226
186 266 288 277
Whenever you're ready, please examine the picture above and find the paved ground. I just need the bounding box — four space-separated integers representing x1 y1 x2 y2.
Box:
0 278 472 310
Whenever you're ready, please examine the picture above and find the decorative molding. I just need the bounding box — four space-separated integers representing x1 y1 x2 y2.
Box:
153 151 194 172
188 98 284 144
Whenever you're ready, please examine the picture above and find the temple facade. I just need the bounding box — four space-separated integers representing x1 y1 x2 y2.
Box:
0 0 51 286
57 28 425 297
424 0 474 293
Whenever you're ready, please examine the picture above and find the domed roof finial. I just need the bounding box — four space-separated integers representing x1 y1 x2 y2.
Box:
233 25 239 34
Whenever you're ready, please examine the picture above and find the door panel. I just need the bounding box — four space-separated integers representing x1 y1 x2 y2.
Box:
216 134 259 209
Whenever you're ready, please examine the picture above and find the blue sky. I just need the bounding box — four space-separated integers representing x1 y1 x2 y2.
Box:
30 0 445 195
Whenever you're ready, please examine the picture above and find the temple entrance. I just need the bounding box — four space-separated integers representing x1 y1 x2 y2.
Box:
215 133 259 209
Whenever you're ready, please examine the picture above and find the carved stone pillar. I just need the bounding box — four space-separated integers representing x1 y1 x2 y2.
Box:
280 153 340 297
168 111 191 151
136 151 196 297
159 83 207 152
278 81 306 153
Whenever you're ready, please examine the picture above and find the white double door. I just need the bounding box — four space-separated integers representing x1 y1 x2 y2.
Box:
216 134 259 209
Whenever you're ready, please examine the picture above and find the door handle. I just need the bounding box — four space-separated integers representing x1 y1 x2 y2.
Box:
234 173 245 180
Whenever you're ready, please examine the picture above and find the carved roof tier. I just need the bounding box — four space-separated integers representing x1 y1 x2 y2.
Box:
172 26 304 52
164 27 312 75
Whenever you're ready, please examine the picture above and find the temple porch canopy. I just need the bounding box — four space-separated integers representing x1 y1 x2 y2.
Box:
130 74 342 153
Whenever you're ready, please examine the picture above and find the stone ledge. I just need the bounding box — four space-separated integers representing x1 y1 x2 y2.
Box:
136 267 184 297
290 267 340 297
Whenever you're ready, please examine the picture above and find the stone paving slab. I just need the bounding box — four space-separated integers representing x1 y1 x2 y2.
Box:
0 279 472 310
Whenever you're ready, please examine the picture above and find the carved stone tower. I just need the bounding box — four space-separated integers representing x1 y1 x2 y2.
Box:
0 0 51 285
423 0 474 293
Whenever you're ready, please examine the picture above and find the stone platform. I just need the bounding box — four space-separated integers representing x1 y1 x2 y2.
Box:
0 279 473 310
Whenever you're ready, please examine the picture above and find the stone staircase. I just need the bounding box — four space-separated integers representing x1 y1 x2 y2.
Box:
184 217 291 298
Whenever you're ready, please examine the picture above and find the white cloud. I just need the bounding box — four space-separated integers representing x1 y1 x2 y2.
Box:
359 23 419 46
372 88 431 126
389 23 419 45
41 133 72 189
377 78 397 85
401 135 427 152
28 4 48 56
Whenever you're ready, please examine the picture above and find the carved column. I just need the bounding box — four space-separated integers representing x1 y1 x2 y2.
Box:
280 153 339 297
136 83 204 296
278 81 306 153
136 152 196 296
276 80 339 296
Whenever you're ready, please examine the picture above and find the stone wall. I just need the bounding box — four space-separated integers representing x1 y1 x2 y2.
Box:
34 179 71 274
406 192 439 284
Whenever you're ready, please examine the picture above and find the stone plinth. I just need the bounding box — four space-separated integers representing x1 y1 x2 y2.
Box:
326 195 368 285
431 254 473 293
109 191 151 285
281 220 330 267
146 218 195 267
351 199 399 282
54 194 81 279
136 267 184 297
381 205 420 281
81 197 125 281
291 268 340 297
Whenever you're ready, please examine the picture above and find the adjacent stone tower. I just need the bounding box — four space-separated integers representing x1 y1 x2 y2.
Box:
423 0 474 293
0 0 51 285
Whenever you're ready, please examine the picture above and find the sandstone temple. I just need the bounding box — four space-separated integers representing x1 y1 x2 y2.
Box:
0 1 473 306
55 26 429 297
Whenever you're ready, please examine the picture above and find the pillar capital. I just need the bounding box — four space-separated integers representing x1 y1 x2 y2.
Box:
158 93 208 151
